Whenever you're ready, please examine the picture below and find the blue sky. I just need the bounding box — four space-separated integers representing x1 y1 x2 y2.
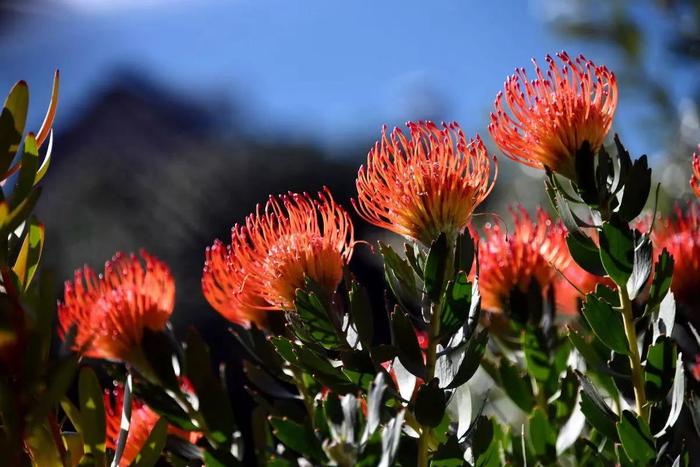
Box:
0 0 687 156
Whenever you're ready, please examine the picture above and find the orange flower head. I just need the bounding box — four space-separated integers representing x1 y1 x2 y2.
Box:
104 386 161 467
652 203 700 313
478 207 571 313
691 147 700 198
489 52 617 179
105 381 201 466
57 250 175 363
354 121 497 245
202 188 354 326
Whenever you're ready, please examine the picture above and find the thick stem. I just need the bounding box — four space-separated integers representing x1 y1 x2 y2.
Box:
417 301 442 467
618 287 648 420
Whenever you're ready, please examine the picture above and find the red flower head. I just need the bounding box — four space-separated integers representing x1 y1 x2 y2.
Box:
691 148 700 198
489 52 617 180
478 207 571 313
354 121 497 245
202 188 354 327
104 383 201 467
58 250 175 364
105 386 160 467
652 203 700 314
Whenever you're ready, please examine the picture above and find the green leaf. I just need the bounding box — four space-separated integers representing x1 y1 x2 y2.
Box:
269 336 298 365
599 218 634 285
618 156 651 222
472 416 501 467
379 242 418 302
431 436 464 467
424 232 448 301
454 229 475 274
522 327 550 382
576 371 618 440
132 380 198 432
404 242 425 278
616 410 655 465
528 407 557 462
349 280 373 349
446 329 487 389
0 80 28 172
291 289 341 350
78 367 106 464
12 216 44 291
133 417 168 467
657 351 685 437
440 272 472 338
141 328 180 390
574 141 598 204
0 187 41 236
61 397 82 433
13 133 39 206
626 234 652 300
566 233 606 277
184 330 236 444
414 378 446 427
582 294 628 355
646 249 674 315
644 336 676 402
498 358 534 412
390 307 425 379
270 417 325 461
293 345 356 393
243 361 298 400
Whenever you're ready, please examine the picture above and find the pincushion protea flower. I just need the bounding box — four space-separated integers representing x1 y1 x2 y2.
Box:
202 188 354 327
354 121 497 245
478 207 570 314
652 203 700 316
691 148 700 198
104 383 200 466
105 386 160 467
489 52 617 179
57 250 174 364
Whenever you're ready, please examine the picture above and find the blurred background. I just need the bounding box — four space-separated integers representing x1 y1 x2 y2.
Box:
1 0 699 458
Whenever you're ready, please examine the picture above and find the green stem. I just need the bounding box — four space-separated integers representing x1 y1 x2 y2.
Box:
417 301 442 467
618 286 648 420
291 366 315 421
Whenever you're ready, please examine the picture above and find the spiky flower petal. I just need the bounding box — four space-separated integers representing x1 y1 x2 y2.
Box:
202 188 354 327
478 207 570 313
354 121 497 245
58 250 174 363
489 52 617 179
